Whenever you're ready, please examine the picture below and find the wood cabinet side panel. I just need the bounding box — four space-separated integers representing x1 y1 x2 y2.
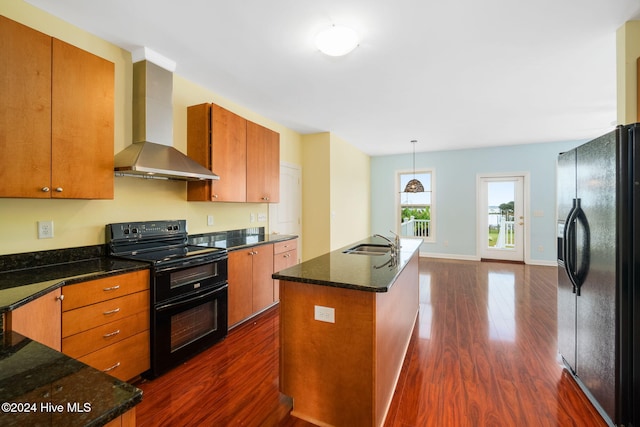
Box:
280 280 375 426
187 103 213 201
0 16 52 198
51 38 114 199
8 289 62 351
374 253 419 425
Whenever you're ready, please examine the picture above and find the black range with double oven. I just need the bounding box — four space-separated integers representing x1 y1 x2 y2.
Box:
106 220 228 378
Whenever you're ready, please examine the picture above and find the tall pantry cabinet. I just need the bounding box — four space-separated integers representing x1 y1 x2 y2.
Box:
0 16 114 199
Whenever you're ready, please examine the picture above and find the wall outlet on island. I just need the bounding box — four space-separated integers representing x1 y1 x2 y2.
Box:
38 220 54 239
314 305 335 323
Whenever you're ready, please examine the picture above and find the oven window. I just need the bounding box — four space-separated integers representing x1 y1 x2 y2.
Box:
170 263 218 289
170 300 218 352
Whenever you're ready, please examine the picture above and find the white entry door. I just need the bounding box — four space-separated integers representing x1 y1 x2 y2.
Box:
269 163 302 256
478 175 526 262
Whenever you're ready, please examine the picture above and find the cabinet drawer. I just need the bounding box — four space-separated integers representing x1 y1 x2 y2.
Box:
62 290 149 337
274 239 297 254
62 270 149 311
62 310 149 359
274 249 297 272
78 331 149 381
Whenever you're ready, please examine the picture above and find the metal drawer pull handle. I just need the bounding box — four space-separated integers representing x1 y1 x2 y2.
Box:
103 285 120 291
103 329 120 338
103 362 121 372
103 307 120 315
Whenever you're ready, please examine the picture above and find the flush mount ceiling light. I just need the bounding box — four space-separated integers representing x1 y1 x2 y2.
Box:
315 25 359 56
404 140 424 193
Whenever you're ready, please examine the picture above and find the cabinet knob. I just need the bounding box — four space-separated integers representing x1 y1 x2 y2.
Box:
262 196 270 201
55 187 63 193
41 187 50 192
213 194 219 199
56 294 65 301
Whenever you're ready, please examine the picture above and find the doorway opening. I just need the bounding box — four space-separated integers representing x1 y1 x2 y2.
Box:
477 174 528 263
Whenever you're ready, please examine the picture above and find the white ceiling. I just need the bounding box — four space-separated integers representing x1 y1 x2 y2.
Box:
26 0 640 156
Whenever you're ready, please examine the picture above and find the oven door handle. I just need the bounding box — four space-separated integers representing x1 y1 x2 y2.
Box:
155 286 226 313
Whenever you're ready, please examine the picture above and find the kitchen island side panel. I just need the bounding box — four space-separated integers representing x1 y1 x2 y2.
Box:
375 252 419 425
279 250 420 427
279 279 376 426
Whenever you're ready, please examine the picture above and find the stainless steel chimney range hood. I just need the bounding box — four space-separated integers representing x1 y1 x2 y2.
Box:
114 53 219 181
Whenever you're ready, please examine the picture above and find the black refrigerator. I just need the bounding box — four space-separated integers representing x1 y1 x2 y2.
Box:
557 123 639 426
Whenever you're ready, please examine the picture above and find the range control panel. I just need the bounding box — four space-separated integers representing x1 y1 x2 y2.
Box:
107 219 187 241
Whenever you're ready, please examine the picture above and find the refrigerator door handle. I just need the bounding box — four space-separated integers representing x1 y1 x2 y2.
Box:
563 198 590 296
563 199 579 292
572 199 590 296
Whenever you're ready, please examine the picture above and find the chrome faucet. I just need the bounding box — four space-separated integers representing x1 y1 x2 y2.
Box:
373 231 400 256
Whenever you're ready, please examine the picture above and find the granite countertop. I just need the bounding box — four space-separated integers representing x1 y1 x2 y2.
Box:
0 331 141 427
0 257 148 314
272 237 422 292
189 232 297 252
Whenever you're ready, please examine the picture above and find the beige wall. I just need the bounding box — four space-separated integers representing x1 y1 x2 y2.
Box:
301 132 371 261
0 1 304 255
329 134 371 250
616 21 640 125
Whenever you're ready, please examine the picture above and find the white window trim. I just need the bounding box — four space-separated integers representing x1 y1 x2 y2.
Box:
395 168 435 243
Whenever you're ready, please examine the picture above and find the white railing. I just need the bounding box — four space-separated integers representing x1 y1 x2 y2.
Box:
495 219 515 248
401 218 430 237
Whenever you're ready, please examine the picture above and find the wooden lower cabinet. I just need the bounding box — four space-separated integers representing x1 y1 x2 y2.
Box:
104 408 136 427
61 270 150 381
273 239 298 301
228 244 275 327
8 288 62 351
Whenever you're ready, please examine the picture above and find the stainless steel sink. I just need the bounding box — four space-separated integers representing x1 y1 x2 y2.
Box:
343 244 391 256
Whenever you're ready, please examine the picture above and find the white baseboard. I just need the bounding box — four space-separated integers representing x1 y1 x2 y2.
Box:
419 251 558 267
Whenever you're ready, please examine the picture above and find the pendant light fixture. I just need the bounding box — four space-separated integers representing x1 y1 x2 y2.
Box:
404 140 424 193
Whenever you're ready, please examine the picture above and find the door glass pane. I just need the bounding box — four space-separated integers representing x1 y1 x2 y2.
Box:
487 181 515 249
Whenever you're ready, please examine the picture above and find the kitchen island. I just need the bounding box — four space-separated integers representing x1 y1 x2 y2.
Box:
273 237 422 427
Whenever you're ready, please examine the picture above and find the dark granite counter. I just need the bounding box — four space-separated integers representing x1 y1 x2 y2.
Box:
0 255 148 314
189 227 297 252
272 236 422 292
0 331 141 426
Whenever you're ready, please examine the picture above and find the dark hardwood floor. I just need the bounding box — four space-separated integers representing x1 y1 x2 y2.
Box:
135 258 607 426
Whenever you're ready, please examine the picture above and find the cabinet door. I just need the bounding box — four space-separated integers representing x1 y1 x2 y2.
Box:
51 38 114 199
210 104 247 201
246 121 280 203
0 16 52 198
9 289 62 351
251 244 275 313
228 249 254 326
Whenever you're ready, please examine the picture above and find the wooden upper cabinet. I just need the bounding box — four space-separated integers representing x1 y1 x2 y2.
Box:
187 102 279 203
0 17 114 199
247 121 280 203
187 103 247 202
0 16 52 198
51 39 114 199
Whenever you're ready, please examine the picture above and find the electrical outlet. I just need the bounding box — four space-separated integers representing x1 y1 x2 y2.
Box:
207 215 214 226
38 220 54 239
314 305 335 323
257 213 267 222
